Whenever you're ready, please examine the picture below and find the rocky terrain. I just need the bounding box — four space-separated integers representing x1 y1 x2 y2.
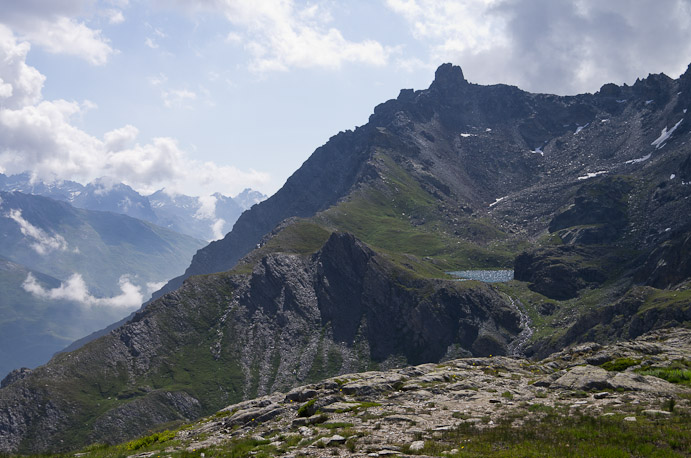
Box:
44 327 691 457
0 232 522 453
1 62 690 454
173 328 690 458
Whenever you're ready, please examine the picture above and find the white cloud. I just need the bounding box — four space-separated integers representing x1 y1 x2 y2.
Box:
386 0 691 95
146 281 166 295
0 27 269 197
0 25 45 109
104 8 126 25
210 218 226 241
5 208 69 255
22 273 144 309
192 194 229 240
104 124 139 151
0 0 116 66
162 88 197 109
166 0 392 72
145 37 159 49
20 17 114 66
194 194 217 220
0 78 12 98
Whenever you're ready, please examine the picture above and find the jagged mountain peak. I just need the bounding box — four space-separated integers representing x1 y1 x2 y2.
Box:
430 62 468 92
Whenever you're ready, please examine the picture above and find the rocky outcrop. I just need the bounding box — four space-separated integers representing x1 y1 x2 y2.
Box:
636 228 691 289
527 286 691 358
514 246 607 300
0 368 31 389
548 176 632 244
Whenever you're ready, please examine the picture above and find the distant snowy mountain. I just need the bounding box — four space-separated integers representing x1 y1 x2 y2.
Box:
72 178 158 223
234 188 266 209
0 174 267 241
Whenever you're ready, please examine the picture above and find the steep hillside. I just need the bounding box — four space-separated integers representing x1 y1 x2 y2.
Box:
0 232 521 453
1 63 691 453
0 191 204 297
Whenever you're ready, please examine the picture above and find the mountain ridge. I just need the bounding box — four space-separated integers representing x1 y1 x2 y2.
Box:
0 174 267 242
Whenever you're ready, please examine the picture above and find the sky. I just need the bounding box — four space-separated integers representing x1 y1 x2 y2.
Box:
0 0 690 198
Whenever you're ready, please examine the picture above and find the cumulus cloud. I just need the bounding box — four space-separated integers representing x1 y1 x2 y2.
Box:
194 194 217 220
210 218 227 241
164 0 392 72
22 273 144 309
0 27 269 196
0 2 115 66
104 9 126 25
0 25 45 109
146 281 166 295
20 17 114 66
191 194 230 240
387 0 691 95
5 208 69 255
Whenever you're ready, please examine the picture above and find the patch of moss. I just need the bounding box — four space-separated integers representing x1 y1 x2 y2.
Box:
636 360 691 386
601 358 641 372
297 399 317 417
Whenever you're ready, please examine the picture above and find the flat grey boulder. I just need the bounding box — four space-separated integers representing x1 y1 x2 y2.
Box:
552 365 611 391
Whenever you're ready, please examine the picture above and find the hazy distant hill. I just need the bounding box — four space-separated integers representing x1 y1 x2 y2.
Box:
0 257 122 378
0 191 205 377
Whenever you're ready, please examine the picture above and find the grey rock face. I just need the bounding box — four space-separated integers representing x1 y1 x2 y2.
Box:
0 368 32 389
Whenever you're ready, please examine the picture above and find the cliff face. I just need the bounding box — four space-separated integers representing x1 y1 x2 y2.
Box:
2 62 691 453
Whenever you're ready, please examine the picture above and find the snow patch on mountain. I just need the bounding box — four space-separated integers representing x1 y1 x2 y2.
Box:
651 118 684 149
625 153 652 165
578 171 608 180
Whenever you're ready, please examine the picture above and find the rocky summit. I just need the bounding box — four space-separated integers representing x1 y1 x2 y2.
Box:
1 62 691 454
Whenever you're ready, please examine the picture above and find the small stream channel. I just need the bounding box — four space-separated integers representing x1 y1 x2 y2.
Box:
447 269 533 356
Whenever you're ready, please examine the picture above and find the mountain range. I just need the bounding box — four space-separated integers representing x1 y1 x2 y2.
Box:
0 62 690 454
0 174 266 242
